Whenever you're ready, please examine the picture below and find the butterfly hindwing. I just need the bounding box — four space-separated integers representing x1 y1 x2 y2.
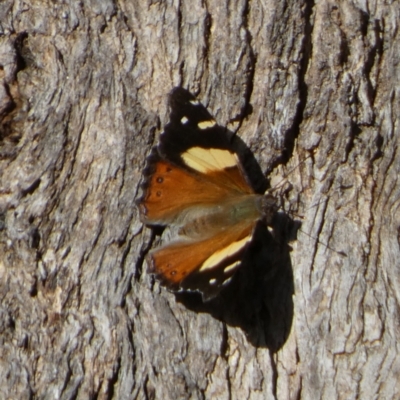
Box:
149 219 254 301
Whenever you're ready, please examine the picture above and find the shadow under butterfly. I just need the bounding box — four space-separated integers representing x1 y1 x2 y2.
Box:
137 87 299 350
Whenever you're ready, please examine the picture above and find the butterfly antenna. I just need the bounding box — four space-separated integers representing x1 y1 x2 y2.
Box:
298 228 347 257
267 152 315 193
285 199 329 221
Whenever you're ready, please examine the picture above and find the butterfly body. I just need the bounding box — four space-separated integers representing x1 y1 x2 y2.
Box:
137 88 277 300
174 194 265 238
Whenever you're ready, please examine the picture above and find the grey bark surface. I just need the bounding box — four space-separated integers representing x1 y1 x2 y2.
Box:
0 0 399 399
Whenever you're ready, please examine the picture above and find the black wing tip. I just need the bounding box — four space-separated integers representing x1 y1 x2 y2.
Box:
159 91 232 164
167 87 214 126
168 87 197 114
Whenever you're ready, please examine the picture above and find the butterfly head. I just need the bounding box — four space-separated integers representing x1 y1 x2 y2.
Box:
259 192 279 226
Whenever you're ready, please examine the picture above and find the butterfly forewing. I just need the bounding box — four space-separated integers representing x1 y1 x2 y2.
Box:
138 150 249 225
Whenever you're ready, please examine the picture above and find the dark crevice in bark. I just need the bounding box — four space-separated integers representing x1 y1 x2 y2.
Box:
105 357 121 400
29 227 40 249
344 121 362 162
338 30 350 66
0 212 5 231
14 31 31 73
371 133 384 163
0 82 16 116
235 0 256 124
177 0 183 73
270 347 278 398
134 227 158 282
274 0 314 169
296 375 303 400
21 178 41 197
202 11 212 76
364 18 384 105
28 277 38 297
220 322 229 358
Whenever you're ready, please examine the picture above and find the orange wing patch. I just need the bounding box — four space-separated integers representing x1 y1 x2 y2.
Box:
149 221 253 287
208 166 254 195
139 160 253 224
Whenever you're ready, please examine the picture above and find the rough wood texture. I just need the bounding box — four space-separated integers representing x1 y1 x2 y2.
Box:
0 0 399 399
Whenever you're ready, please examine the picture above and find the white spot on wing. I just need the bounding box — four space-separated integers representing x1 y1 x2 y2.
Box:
181 116 189 124
198 120 216 129
190 100 200 105
224 261 240 274
181 147 238 173
199 235 252 272
209 278 217 285
222 277 233 286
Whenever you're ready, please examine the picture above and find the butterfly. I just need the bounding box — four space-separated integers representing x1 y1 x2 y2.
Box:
137 87 278 301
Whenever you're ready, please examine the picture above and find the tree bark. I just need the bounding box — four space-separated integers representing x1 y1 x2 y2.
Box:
0 0 399 399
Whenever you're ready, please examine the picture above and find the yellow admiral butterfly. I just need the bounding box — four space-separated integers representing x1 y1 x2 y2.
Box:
137 88 277 301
